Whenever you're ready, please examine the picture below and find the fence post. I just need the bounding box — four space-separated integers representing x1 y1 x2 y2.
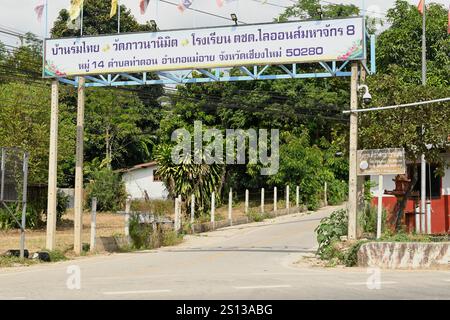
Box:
261 188 265 213
90 197 97 252
175 195 182 233
19 152 28 259
286 185 290 213
324 182 328 207
211 192 215 229
228 188 233 226
296 186 300 209
245 189 249 214
274 187 277 214
190 194 195 225
125 197 131 244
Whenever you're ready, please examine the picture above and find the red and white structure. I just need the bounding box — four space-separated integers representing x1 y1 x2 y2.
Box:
371 153 450 234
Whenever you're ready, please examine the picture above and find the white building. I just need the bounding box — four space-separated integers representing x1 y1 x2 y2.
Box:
120 161 168 200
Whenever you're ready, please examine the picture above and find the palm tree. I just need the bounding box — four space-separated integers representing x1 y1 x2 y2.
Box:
155 144 225 217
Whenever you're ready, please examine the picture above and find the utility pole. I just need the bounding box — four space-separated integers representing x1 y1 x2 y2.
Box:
348 62 359 240
421 0 428 234
74 77 85 255
46 80 59 251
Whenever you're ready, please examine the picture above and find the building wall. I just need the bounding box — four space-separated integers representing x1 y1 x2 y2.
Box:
122 166 168 200
370 165 450 234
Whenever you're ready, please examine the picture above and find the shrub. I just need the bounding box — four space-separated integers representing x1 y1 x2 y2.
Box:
359 204 387 235
128 214 183 250
56 190 69 222
327 179 348 205
315 209 348 259
85 168 127 212
131 199 173 216
246 209 269 222
129 214 154 249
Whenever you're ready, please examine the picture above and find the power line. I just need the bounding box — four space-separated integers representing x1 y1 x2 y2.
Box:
342 97 450 114
158 0 247 24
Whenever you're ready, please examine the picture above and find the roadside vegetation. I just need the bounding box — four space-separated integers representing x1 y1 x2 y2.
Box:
0 0 449 260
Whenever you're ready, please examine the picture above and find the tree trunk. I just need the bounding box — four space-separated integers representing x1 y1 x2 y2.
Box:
394 163 419 230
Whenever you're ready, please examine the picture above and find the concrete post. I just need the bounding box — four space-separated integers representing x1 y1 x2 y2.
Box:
211 192 215 229
245 189 249 214
348 62 359 240
46 80 59 251
274 187 277 213
190 194 195 225
74 77 85 255
19 153 28 259
376 176 383 239
174 195 181 232
124 197 131 242
286 185 289 212
296 186 300 208
228 188 233 226
261 188 265 213
90 197 97 252
324 182 328 207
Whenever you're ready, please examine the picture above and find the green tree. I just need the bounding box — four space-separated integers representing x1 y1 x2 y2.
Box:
359 1 450 228
154 144 225 216
50 0 164 171
0 82 75 185
51 0 153 37
85 87 154 169
376 1 449 87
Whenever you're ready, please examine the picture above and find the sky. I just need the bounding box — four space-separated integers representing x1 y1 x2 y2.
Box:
0 0 448 47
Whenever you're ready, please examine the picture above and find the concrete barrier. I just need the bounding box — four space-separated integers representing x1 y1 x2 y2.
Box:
358 242 450 269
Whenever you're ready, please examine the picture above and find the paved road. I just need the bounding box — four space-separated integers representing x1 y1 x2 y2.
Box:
0 205 449 300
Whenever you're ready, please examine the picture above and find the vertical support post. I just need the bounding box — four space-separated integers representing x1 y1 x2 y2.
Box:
178 195 182 231
245 189 249 214
90 197 97 252
228 188 233 226
211 192 215 229
286 185 289 212
173 197 179 232
296 186 300 208
348 62 359 240
274 187 277 213
124 197 131 242
0 148 5 201
376 175 383 239
190 194 195 225
20 153 29 259
426 200 432 234
261 188 264 213
46 80 59 251
357 60 367 237
74 77 85 255
421 2 427 234
324 182 328 207
421 154 426 234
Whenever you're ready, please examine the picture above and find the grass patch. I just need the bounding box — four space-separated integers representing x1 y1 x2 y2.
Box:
47 250 68 262
246 209 271 222
0 256 38 268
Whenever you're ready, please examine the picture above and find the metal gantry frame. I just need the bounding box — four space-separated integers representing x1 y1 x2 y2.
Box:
53 35 376 88
44 28 376 253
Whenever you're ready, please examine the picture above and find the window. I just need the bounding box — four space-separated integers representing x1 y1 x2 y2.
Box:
408 164 441 198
